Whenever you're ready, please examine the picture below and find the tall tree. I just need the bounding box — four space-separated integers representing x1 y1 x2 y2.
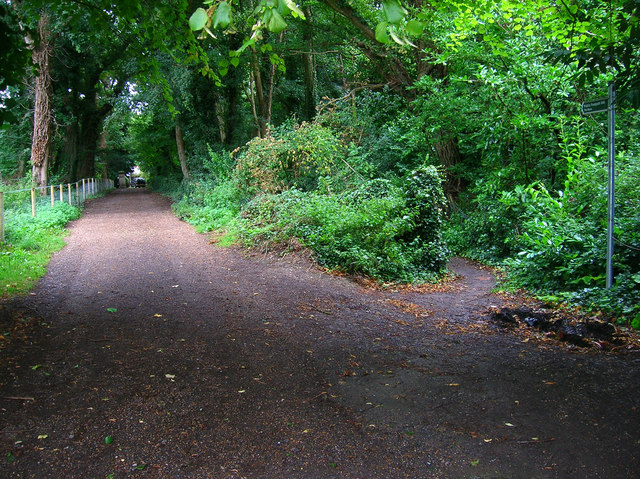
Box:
28 12 53 187
175 122 190 179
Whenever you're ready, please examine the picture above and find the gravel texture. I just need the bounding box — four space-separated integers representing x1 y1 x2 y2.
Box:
1 188 639 478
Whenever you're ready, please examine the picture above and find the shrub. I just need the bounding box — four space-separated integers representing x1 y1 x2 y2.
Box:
236 166 449 282
172 176 248 233
443 167 527 263
235 122 342 194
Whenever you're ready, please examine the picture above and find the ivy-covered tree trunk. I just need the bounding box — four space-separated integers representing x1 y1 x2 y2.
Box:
29 13 53 187
175 123 190 180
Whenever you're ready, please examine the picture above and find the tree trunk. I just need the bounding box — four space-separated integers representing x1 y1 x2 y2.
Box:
250 47 268 137
214 99 227 144
246 75 261 138
302 6 316 121
433 133 464 203
75 98 112 181
29 13 53 187
61 123 78 181
175 123 190 180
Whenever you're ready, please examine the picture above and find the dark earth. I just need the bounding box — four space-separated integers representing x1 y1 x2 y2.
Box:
1 189 639 478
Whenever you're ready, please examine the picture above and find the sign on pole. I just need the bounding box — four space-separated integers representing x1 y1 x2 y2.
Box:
582 97 609 115
606 83 615 289
581 86 616 289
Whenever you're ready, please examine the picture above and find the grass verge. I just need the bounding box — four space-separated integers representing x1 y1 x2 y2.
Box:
1 202 80 298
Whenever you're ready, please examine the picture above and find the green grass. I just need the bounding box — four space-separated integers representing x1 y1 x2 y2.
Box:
1 203 80 298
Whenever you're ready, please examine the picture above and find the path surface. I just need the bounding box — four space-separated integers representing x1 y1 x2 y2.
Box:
1 189 639 478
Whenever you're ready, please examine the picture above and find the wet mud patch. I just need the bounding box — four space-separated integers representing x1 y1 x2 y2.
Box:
488 306 638 351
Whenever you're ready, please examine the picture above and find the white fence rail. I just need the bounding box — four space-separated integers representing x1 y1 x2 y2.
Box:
0 178 114 242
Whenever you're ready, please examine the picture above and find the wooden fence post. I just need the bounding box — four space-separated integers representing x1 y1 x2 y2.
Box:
0 191 4 243
31 188 37 217
82 179 86 203
67 183 72 205
50 185 55 207
59 184 63 202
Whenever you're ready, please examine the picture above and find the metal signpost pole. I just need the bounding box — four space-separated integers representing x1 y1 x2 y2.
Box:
606 82 616 289
582 86 616 288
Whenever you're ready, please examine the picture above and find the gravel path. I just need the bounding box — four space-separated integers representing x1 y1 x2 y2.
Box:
1 188 639 478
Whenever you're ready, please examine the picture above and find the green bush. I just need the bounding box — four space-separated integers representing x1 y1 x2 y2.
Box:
448 148 639 324
236 166 449 282
443 167 527 263
235 122 342 194
169 121 449 283
172 176 248 233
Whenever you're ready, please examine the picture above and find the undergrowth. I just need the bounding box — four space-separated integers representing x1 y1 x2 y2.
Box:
1 202 81 298
161 122 449 283
445 147 640 328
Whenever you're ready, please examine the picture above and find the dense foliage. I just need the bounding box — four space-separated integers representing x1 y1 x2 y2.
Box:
171 121 448 282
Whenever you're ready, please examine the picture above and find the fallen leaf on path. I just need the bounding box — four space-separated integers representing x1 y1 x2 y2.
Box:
107 308 117 313
154 314 162 318
37 434 48 440
165 374 176 379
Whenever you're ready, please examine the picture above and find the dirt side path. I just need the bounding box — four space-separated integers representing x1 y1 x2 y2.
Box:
1 189 639 479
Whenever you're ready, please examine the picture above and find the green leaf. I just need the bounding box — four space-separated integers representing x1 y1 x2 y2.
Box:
135 464 147 471
230 57 240 67
269 53 282 65
104 436 113 445
277 0 291 16
406 20 424 36
375 22 390 43
284 0 306 19
382 0 406 25
107 308 117 313
213 1 232 29
267 10 288 33
237 36 256 53
189 8 208 31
